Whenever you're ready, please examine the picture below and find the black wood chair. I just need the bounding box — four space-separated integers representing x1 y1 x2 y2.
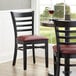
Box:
11 11 48 70
53 20 76 76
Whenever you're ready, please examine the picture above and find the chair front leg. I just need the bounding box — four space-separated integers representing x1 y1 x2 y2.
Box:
23 43 27 70
32 44 35 64
45 40 48 68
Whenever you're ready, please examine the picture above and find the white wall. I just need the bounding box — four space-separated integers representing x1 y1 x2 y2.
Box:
0 0 31 10
0 10 33 63
0 11 14 63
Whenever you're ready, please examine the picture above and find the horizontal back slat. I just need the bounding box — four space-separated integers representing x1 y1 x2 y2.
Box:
59 42 76 45
16 19 32 22
58 36 76 39
17 29 32 32
13 12 33 17
54 20 76 27
16 24 32 27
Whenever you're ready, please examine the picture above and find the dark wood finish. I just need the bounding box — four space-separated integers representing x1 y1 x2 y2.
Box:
11 11 48 70
53 20 76 76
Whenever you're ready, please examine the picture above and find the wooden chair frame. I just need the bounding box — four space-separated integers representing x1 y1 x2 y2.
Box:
11 11 48 70
53 20 76 76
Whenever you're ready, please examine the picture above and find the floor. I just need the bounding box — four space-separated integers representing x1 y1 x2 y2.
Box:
0 57 76 76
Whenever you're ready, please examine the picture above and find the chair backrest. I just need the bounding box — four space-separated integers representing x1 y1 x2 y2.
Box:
11 11 34 38
54 20 76 52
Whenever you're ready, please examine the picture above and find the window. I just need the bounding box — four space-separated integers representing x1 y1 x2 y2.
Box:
65 0 76 19
40 0 76 44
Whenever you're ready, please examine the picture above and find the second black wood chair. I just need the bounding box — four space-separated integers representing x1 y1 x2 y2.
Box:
53 20 76 76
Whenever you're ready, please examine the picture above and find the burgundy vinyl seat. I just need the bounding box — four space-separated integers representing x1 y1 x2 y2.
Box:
53 45 76 54
11 11 48 70
17 35 48 41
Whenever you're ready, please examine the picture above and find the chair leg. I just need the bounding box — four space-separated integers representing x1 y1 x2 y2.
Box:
64 56 70 76
23 44 27 70
54 54 57 76
45 40 48 68
56 56 60 76
32 44 35 64
12 42 17 66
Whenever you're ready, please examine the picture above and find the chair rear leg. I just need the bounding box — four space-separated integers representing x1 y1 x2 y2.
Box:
12 43 17 66
54 54 57 76
23 44 27 70
32 44 35 64
45 40 48 68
